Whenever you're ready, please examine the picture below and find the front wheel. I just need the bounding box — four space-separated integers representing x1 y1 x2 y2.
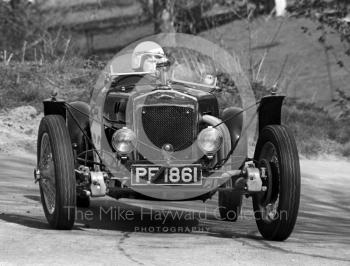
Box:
253 125 300 241
37 115 76 229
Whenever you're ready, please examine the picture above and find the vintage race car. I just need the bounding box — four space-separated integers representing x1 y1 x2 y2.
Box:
34 40 300 241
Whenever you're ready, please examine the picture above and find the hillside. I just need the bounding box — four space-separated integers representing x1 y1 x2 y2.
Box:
201 16 350 104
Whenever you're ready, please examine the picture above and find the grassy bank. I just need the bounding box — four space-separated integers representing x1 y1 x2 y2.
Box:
0 59 102 111
282 100 350 158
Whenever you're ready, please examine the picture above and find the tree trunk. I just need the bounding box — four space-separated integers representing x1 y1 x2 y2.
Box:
10 0 22 9
153 0 175 33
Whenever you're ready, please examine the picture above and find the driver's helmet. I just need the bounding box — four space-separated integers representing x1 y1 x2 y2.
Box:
131 41 165 73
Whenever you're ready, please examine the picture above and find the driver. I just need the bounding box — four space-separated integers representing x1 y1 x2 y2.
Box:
131 41 165 74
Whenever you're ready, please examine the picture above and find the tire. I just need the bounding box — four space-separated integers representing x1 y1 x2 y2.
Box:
218 178 243 222
77 195 90 208
37 115 76 229
253 125 300 241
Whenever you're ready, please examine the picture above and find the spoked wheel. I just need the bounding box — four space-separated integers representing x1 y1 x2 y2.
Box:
253 125 300 241
218 177 243 222
37 115 76 229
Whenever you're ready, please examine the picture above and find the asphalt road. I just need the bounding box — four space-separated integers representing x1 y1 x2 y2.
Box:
0 153 349 265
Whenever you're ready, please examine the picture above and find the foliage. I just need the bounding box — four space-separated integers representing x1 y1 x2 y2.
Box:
282 99 350 158
287 0 350 121
0 58 101 111
0 0 75 62
288 0 350 49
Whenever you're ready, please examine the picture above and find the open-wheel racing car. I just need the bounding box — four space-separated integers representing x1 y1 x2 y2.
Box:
34 38 300 241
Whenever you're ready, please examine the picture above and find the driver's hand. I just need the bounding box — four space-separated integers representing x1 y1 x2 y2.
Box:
203 74 216 86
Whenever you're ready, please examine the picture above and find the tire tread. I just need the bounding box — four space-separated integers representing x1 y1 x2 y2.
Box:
253 125 300 241
38 115 76 229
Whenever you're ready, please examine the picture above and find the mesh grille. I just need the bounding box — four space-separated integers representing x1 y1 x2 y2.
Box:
140 105 195 151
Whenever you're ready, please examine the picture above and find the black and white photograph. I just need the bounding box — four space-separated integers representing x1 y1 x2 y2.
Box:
0 0 349 265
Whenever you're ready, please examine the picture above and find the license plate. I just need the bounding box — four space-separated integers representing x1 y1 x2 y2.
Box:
131 165 202 185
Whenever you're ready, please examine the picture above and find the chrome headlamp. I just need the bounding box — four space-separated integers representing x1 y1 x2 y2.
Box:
197 126 223 155
111 128 136 155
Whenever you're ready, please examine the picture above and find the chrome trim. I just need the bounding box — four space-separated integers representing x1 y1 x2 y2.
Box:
200 115 231 170
133 89 198 103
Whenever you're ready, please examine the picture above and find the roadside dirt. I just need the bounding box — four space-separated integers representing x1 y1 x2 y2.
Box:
0 106 42 154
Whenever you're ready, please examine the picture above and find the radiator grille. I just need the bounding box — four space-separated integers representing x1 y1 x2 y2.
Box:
140 105 196 151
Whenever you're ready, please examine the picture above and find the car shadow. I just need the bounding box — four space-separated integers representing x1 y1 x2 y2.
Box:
0 195 261 240
0 212 51 230
3 191 350 245
75 198 264 240
79 200 199 232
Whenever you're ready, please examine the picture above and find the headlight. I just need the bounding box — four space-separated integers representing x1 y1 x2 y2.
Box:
112 128 136 155
197 126 223 155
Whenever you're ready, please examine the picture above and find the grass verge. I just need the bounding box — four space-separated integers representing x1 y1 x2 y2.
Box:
282 99 350 158
0 58 102 112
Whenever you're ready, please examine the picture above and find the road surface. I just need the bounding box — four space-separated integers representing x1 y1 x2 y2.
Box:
0 153 349 265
